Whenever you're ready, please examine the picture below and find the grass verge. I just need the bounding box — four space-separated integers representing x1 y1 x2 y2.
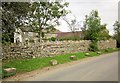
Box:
2 52 98 73
2 48 119 78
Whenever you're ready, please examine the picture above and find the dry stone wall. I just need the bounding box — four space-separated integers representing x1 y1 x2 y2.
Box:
2 39 116 59
98 39 116 49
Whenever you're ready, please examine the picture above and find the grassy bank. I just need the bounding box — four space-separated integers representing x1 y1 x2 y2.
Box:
3 52 98 73
2 48 119 78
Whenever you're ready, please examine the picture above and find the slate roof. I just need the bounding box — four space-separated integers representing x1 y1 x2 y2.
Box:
19 26 34 32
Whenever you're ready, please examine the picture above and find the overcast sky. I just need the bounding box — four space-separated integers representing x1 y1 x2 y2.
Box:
56 0 119 35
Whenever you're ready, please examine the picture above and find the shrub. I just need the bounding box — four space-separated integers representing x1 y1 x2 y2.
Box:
105 48 113 52
88 41 98 52
50 37 56 41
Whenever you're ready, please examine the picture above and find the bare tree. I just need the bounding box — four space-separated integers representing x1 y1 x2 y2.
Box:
62 15 81 40
62 16 80 32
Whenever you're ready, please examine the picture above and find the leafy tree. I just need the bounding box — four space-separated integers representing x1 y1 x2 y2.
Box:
2 2 30 44
29 1 69 42
83 10 110 41
84 10 101 41
83 10 110 51
98 24 110 40
113 21 120 47
84 10 101 51
2 1 69 44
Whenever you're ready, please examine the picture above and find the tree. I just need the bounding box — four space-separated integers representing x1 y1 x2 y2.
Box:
29 1 69 42
62 15 81 40
2 2 30 44
98 24 110 40
84 10 101 41
113 21 120 47
2 1 69 43
83 10 110 41
83 10 110 51
62 16 78 32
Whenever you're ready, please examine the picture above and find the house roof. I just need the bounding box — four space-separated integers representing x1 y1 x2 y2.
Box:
19 26 34 32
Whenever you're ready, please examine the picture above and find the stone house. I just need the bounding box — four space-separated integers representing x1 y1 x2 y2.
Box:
14 27 61 44
14 26 39 45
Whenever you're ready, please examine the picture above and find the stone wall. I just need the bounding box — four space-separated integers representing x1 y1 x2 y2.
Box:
97 39 116 49
2 39 116 59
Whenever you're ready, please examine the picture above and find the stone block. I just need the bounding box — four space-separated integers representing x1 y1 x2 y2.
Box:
4 68 16 73
70 55 77 60
33 56 36 58
97 52 101 54
49 59 57 66
85 53 91 56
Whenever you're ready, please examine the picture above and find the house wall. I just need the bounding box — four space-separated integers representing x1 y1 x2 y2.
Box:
3 39 116 59
14 28 23 43
21 32 39 44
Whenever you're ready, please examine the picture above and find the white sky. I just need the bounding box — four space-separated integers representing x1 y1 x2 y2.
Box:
56 0 119 35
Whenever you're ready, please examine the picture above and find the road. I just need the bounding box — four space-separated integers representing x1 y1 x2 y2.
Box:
20 52 119 81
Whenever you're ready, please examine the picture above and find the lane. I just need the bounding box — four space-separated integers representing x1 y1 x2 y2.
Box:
23 52 118 81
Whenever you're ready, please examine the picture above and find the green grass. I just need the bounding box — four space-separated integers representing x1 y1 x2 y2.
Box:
2 48 119 78
99 48 119 54
2 52 99 73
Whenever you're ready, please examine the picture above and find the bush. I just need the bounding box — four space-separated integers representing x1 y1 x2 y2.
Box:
50 37 56 41
88 41 98 52
105 48 113 52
